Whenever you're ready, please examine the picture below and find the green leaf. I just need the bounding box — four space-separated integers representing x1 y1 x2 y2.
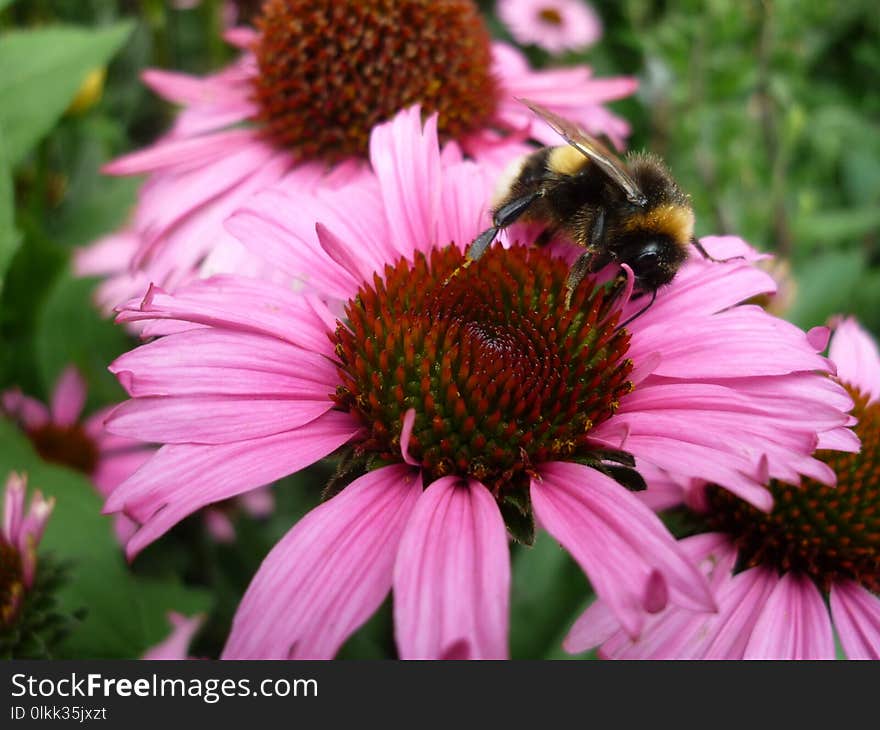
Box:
0 21 134 166
0 121 17 296
509 532 591 659
0 420 211 658
787 250 865 330
0 0 16 11
35 272 133 412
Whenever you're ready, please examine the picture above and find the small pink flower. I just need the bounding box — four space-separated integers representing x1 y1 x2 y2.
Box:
75 1 636 309
1 472 54 627
103 108 852 659
497 0 603 55
569 318 879 660
142 612 205 660
3 366 154 544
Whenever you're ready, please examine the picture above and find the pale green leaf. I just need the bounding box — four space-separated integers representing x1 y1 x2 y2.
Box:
0 21 133 166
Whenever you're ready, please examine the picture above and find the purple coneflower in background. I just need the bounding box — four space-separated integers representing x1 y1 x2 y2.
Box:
75 0 637 313
100 107 854 659
497 0 602 55
0 473 54 628
568 317 878 660
2 366 152 544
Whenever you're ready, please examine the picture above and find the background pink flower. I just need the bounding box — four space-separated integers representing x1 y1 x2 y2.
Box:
2 366 153 544
1 472 54 627
568 317 879 660
103 107 853 659
497 0 603 55
76 1 636 310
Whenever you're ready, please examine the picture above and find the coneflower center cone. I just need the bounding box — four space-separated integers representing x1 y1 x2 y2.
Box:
253 0 499 160
538 8 564 26
0 541 24 627
706 384 880 593
332 245 634 499
27 424 99 476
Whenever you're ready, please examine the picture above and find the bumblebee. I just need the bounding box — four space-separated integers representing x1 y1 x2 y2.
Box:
468 99 720 319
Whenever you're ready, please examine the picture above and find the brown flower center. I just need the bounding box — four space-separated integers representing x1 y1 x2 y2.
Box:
0 540 24 627
538 8 564 26
253 0 499 161
705 383 880 593
27 423 99 476
332 244 634 497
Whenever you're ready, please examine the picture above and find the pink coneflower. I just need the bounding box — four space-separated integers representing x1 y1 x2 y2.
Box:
75 0 637 310
497 0 602 55
102 107 853 659
2 367 153 543
142 612 205 660
0 472 54 628
567 317 879 660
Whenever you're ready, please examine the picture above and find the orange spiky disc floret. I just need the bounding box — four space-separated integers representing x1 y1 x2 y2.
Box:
253 0 499 161
706 385 880 593
332 244 634 495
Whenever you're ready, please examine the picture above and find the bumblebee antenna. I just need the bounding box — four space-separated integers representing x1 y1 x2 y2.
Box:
616 289 657 331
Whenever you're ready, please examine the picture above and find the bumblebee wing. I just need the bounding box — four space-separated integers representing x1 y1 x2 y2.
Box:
519 98 647 206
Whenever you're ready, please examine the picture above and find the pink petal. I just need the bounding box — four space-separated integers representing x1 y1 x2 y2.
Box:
369 106 441 259
74 231 140 276
829 581 880 660
2 389 50 429
50 366 87 427
829 317 880 402
394 477 510 659
142 612 204 660
744 573 835 659
115 277 335 357
105 395 333 445
110 328 337 398
103 129 254 176
223 465 422 659
3 472 26 546
106 410 360 558
532 462 713 639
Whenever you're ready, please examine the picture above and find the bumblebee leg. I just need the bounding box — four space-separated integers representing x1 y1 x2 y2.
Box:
467 226 500 262
691 237 745 264
564 250 609 307
466 190 542 262
590 208 606 248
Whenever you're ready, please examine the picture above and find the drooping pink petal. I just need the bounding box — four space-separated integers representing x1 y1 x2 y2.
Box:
532 462 713 639
829 317 880 403
743 572 835 659
394 477 510 659
49 366 87 427
106 410 361 558
223 465 422 659
829 581 880 660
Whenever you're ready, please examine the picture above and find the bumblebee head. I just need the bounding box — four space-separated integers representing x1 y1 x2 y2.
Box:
622 235 688 292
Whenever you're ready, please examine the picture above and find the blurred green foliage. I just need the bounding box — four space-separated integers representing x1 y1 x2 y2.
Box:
0 0 876 658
